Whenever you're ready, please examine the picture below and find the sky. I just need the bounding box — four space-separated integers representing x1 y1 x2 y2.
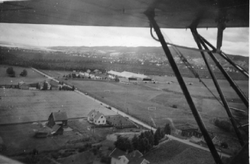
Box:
0 23 249 56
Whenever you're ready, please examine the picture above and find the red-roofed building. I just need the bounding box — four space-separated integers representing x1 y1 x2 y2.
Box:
109 148 149 164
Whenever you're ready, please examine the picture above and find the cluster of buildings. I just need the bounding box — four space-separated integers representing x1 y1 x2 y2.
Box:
87 110 136 129
17 80 55 90
109 148 150 164
69 69 106 80
107 70 152 83
66 69 153 84
180 126 222 147
34 111 68 138
17 80 73 91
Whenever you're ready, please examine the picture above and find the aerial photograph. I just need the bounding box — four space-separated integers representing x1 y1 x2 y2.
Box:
0 0 248 164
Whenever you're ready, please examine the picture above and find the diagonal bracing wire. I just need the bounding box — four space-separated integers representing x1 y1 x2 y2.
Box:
169 40 224 107
150 27 224 107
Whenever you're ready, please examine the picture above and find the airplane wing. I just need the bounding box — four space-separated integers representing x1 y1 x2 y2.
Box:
0 0 248 28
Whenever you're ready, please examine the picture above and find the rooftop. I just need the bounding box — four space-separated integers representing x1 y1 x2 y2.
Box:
51 111 68 121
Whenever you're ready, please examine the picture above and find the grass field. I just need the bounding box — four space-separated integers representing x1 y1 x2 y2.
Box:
149 75 249 100
0 89 116 124
0 123 75 155
0 65 47 85
62 80 242 131
0 118 114 156
1 66 247 161
51 73 248 152
0 65 116 124
144 140 215 164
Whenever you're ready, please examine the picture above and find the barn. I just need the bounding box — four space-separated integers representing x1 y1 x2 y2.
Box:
48 111 68 128
107 70 152 82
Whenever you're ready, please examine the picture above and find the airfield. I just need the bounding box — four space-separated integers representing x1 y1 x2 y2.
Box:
0 65 248 163
46 70 248 131
43 69 248 152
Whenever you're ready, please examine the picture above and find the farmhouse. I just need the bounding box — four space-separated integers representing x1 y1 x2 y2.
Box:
93 112 106 125
109 148 150 164
48 111 68 128
87 110 106 125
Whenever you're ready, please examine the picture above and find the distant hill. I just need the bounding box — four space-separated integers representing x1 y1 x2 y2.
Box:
49 46 249 70
0 45 248 80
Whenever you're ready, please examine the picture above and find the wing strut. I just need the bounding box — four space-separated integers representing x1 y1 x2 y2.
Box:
197 34 249 108
144 9 223 164
190 28 245 146
199 36 249 78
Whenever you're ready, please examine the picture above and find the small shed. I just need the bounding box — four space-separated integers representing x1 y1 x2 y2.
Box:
51 124 64 135
18 81 29 90
48 111 68 128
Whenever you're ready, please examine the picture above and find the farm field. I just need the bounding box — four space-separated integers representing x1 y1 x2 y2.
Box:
48 72 248 153
0 89 116 124
0 65 47 85
0 123 78 156
149 75 249 101
0 66 116 124
144 140 218 164
62 79 244 132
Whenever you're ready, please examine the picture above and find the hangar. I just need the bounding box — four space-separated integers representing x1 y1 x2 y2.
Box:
107 70 152 82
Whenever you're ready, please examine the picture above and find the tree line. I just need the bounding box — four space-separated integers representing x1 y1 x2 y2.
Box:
114 124 171 154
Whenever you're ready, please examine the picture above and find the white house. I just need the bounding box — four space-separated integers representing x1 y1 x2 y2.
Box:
89 74 96 79
93 112 106 125
87 110 106 125
109 148 149 164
